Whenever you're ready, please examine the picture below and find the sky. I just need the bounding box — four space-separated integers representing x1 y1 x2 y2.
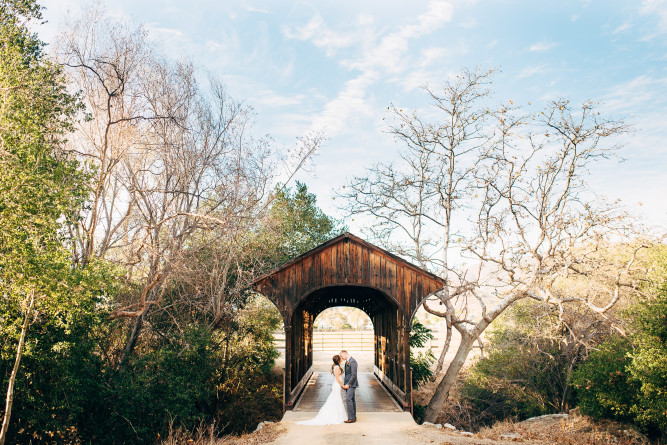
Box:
39 0 667 232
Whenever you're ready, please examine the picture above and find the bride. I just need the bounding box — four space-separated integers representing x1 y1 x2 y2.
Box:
296 354 347 425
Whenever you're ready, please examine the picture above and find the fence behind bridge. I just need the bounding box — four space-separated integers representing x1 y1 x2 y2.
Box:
273 329 448 352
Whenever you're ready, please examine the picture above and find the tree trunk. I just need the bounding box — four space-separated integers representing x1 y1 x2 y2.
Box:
430 312 452 380
0 292 35 445
560 360 576 412
422 333 474 424
119 313 144 371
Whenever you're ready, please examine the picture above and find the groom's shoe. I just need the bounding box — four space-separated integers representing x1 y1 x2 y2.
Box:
344 419 356 423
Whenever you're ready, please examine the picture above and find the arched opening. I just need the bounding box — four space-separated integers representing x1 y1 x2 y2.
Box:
313 306 372 331
286 285 411 409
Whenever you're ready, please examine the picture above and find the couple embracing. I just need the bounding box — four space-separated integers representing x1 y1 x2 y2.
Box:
296 350 358 425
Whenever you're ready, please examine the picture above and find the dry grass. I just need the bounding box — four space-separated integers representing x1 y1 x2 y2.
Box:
217 423 285 444
413 371 657 445
412 371 482 431
160 421 285 445
477 414 650 445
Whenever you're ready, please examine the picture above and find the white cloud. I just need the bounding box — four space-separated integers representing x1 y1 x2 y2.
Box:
244 5 271 14
397 45 467 91
300 1 455 136
252 90 305 108
517 65 546 79
641 0 667 31
420 47 449 67
613 22 632 34
311 71 379 136
357 13 375 26
460 19 477 29
603 74 667 113
528 42 558 52
590 74 667 226
282 14 355 56
344 1 454 74
402 0 455 38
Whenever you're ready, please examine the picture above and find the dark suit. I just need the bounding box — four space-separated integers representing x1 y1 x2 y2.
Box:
343 357 358 420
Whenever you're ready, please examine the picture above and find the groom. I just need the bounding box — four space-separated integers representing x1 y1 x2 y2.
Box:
339 350 358 423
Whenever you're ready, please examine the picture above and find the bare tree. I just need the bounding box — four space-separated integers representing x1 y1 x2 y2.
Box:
340 68 652 423
343 69 496 379
58 10 321 366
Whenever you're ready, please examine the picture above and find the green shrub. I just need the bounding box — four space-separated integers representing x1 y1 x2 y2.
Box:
102 326 220 443
410 320 435 388
412 404 427 424
570 336 637 423
462 373 548 425
628 289 667 435
0 260 122 444
99 297 283 443
461 337 565 427
410 351 435 388
571 286 667 437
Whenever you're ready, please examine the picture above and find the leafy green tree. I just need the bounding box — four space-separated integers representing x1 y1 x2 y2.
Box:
268 181 345 265
100 296 282 443
0 0 89 442
0 261 124 443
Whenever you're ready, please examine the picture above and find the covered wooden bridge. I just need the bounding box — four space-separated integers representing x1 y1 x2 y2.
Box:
252 232 445 412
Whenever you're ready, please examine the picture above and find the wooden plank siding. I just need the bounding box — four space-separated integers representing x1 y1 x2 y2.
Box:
252 233 445 412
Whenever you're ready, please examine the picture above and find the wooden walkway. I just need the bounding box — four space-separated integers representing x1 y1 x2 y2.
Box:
294 372 402 413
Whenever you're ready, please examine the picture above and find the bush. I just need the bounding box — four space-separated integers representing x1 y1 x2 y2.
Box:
410 320 435 388
462 373 550 425
571 286 667 437
458 302 577 429
101 326 220 443
628 288 667 435
0 261 122 444
411 351 435 389
99 296 283 443
412 404 427 424
570 336 637 423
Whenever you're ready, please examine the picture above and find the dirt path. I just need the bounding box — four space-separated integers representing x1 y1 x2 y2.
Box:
266 411 541 445
262 367 534 445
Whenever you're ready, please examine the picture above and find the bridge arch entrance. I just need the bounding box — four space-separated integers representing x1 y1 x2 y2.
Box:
252 233 445 412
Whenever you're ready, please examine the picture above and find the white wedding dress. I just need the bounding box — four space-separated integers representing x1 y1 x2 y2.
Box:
296 365 347 425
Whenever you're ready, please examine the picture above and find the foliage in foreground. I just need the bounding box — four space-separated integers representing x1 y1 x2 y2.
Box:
572 284 667 437
100 297 283 443
0 0 92 442
410 320 435 389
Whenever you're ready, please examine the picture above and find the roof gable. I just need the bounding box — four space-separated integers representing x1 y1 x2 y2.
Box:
252 232 445 321
252 232 444 286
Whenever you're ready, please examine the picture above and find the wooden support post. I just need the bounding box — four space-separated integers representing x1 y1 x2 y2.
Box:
410 367 414 416
282 367 287 414
284 325 292 409
404 326 412 412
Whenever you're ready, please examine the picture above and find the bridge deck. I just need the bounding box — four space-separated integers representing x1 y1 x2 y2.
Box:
294 372 402 413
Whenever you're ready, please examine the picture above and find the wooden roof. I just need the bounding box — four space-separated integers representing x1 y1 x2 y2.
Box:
252 232 445 323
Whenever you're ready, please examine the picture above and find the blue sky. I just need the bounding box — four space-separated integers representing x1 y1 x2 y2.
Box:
41 0 667 229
